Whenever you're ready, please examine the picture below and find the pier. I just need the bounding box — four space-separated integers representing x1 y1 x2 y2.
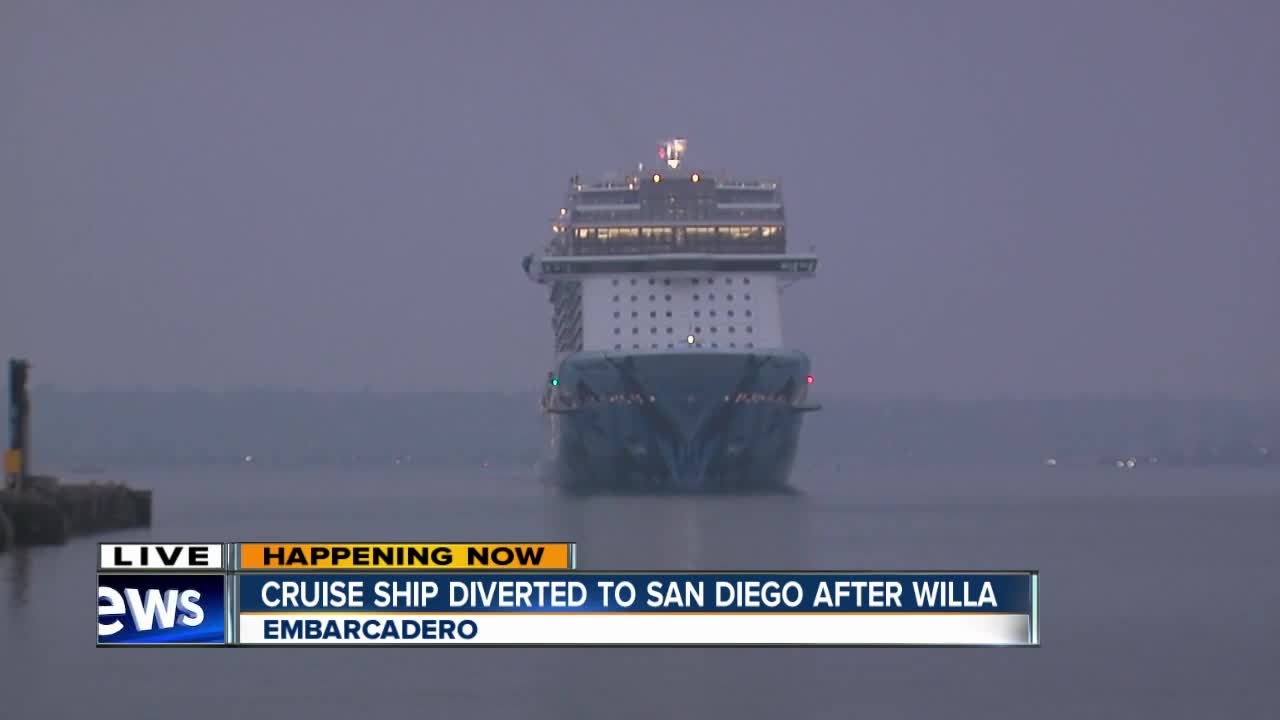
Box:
0 358 152 552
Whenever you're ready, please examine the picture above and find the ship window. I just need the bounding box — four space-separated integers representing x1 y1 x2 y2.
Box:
652 343 658 348
727 310 735 317
695 326 702 333
730 343 736 348
707 278 714 285
614 328 621 335
649 278 656 285
709 310 717 317
746 342 754 348
612 279 619 286
633 344 639 349
613 311 620 318
664 294 671 301
743 278 750 284
649 295 655 301
650 311 656 318
693 294 700 301
694 311 701 318
650 327 657 334
615 344 621 350
746 326 753 333
667 343 674 348
630 295 637 301
666 327 673 334
726 278 733 285
745 294 752 301
631 311 638 318
664 279 671 286
612 295 619 302
632 328 639 335
630 278 637 285
692 279 700 285
729 326 735 333
711 327 717 333
745 310 753 317
712 343 719 348
727 294 734 301
708 293 715 301
665 311 672 317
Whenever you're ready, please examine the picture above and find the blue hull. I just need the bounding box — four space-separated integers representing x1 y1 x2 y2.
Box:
542 350 816 493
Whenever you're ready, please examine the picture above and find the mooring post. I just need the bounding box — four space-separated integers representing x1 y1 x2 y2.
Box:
5 358 30 493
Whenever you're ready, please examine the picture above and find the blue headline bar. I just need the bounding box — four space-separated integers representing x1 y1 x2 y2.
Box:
237 572 1034 614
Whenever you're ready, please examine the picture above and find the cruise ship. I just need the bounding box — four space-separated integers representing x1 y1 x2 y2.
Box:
522 139 819 493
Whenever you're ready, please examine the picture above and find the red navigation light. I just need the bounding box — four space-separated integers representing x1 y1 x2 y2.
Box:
806 375 814 385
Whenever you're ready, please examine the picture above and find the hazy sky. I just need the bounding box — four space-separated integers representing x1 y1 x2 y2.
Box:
2 1 1276 397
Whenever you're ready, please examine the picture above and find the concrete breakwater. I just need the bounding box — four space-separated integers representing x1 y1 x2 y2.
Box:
0 475 152 551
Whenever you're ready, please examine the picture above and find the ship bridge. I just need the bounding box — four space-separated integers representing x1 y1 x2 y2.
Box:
525 139 817 357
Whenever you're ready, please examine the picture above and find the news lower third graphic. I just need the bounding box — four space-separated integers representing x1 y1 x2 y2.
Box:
97 574 227 645
96 543 1040 647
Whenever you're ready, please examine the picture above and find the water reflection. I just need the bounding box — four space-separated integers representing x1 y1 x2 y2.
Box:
6 548 30 608
548 493 815 571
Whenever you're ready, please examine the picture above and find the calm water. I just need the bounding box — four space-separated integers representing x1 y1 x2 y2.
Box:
2 461 1277 718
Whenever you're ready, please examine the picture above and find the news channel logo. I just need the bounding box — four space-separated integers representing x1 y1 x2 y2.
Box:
97 574 227 645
